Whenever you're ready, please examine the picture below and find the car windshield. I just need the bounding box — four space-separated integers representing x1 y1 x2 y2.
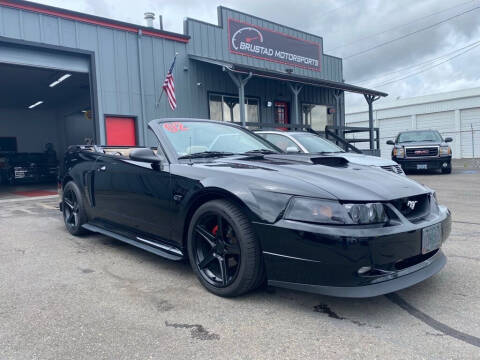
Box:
158 121 279 157
290 133 344 153
396 131 443 143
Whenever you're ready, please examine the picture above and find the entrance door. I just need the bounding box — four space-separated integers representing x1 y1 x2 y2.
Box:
274 101 289 130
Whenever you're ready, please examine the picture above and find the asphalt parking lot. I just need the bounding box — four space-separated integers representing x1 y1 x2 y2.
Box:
1 168 479 359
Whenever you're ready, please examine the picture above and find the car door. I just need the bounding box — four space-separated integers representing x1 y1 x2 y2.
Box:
91 150 172 241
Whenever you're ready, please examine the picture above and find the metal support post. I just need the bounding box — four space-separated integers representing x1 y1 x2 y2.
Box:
226 70 252 127
364 94 380 151
287 83 303 127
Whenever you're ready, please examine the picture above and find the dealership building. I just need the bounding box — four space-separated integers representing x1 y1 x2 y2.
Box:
0 0 386 157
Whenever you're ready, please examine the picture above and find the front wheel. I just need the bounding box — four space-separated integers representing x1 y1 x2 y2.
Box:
441 165 452 174
187 199 264 297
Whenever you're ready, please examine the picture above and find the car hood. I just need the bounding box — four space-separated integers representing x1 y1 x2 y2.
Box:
332 152 398 167
191 154 428 202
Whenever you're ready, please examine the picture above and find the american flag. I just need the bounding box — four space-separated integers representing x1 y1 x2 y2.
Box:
162 55 177 110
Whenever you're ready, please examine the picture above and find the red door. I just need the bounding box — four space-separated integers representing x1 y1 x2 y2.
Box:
105 116 136 146
274 101 289 130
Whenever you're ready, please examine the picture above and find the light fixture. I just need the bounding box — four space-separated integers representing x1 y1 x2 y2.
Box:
28 101 43 109
49 73 71 87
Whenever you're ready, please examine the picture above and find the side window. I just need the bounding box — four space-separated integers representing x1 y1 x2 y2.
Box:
264 134 300 152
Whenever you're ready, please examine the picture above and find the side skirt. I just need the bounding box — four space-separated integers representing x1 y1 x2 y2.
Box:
82 223 184 261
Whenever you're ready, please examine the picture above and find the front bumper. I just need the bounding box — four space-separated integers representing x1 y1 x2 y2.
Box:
393 156 451 171
254 206 451 298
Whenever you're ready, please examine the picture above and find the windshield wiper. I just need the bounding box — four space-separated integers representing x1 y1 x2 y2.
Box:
243 149 277 155
178 151 235 159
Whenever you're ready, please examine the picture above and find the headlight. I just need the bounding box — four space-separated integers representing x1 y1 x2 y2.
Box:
439 146 451 156
393 147 405 158
344 203 388 224
284 197 388 225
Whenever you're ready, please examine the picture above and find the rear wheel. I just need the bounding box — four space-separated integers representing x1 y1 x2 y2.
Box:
187 199 264 297
62 181 88 236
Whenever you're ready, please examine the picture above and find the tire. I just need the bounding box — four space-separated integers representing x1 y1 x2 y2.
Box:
62 181 88 236
187 199 264 297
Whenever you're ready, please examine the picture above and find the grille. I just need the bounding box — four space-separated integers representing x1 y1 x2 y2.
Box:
405 146 439 158
391 193 430 221
380 164 404 175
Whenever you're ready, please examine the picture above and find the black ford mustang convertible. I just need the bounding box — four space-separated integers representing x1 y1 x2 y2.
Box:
60 119 451 297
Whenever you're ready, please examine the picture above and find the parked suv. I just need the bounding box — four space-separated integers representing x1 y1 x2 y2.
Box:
387 130 452 174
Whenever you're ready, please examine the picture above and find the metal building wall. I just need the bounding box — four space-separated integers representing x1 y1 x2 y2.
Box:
0 3 345 147
0 3 191 146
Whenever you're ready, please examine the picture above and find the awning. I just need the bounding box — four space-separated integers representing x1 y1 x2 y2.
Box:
189 55 388 98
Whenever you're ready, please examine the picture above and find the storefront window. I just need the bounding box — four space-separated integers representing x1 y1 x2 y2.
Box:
209 93 259 124
302 104 330 131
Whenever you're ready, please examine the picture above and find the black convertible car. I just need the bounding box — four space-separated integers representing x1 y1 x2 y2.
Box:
60 119 451 298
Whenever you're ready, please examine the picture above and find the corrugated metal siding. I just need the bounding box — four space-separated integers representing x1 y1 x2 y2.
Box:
185 7 343 82
417 111 454 133
0 5 192 145
460 108 480 158
0 4 344 146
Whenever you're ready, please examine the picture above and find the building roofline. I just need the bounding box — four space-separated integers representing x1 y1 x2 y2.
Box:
347 87 480 114
190 55 387 97
0 0 190 43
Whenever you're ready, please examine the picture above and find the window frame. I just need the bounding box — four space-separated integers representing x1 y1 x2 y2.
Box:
207 91 261 123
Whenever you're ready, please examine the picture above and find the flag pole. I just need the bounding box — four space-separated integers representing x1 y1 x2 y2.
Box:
156 52 179 108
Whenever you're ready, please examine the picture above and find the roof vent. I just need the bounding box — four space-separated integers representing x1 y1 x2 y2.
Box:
144 12 155 28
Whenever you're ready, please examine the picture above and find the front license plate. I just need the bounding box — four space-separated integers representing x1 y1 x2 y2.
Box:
417 164 428 170
422 223 442 254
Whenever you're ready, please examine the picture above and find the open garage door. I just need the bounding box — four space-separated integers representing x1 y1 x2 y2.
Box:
0 44 94 199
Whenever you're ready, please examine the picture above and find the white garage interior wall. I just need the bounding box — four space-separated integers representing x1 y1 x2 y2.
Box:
346 88 480 159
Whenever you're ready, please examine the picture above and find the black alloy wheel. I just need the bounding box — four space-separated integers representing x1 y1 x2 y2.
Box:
187 200 264 297
62 182 87 236
193 212 242 287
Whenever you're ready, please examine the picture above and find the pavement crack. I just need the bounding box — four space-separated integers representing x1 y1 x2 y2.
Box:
386 293 480 348
165 321 219 340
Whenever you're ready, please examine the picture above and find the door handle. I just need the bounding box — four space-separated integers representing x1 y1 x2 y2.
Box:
98 165 106 172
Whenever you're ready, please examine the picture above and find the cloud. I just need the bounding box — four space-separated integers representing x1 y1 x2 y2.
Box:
31 0 480 108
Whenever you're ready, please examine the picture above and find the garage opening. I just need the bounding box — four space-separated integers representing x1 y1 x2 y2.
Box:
0 51 94 200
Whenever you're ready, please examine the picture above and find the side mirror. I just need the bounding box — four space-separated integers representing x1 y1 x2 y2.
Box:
286 146 300 153
444 137 453 143
129 148 161 164
386 140 395 145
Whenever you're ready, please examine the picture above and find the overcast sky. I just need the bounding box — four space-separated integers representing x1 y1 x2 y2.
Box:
33 0 480 109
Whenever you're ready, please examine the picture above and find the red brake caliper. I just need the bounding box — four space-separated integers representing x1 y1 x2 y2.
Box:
211 225 219 236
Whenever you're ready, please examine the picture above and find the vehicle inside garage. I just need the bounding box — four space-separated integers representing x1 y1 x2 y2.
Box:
0 58 94 199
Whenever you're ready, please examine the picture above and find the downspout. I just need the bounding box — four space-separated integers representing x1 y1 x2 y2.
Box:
137 29 147 145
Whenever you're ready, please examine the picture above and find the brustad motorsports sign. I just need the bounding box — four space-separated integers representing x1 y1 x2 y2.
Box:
228 18 322 71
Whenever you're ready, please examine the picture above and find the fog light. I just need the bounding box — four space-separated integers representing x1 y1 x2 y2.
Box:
357 266 372 275
442 162 448 168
